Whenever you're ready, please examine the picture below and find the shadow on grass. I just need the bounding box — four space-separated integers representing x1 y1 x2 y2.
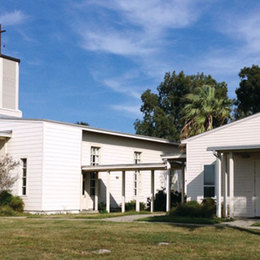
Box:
228 226 260 236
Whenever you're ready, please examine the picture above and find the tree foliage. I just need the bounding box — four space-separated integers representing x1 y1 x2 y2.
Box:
235 65 260 118
0 155 20 193
135 71 231 141
181 85 232 139
76 121 89 126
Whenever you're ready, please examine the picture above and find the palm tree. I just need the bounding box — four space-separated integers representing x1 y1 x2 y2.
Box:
180 85 232 140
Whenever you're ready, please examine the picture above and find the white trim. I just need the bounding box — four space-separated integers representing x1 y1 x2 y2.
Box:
182 113 260 144
82 163 166 172
216 157 221 218
0 107 22 118
15 62 19 110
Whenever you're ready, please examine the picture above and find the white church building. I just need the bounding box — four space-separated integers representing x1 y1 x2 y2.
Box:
0 51 260 217
0 53 182 213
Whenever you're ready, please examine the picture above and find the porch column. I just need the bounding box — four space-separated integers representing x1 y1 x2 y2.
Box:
166 161 171 212
223 154 228 218
136 171 140 212
121 171 126 213
216 153 222 218
229 152 234 218
181 163 185 203
94 172 99 211
150 170 155 213
106 171 110 213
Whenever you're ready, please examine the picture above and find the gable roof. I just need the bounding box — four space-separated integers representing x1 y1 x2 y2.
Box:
0 117 178 146
181 112 260 144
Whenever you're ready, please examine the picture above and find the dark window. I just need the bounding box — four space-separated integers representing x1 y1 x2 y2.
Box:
203 164 215 198
90 172 96 196
21 158 27 195
82 175 85 195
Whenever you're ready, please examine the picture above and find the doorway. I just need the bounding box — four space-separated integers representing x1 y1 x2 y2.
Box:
81 173 95 210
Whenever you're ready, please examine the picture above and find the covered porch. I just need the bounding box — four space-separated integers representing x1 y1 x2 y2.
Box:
81 157 186 213
208 145 260 218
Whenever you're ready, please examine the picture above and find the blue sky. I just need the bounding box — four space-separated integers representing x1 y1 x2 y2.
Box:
0 0 260 133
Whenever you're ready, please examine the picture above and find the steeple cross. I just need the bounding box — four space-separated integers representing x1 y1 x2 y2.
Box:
0 24 6 55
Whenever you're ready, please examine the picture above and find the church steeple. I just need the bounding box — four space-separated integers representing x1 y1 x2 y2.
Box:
0 25 22 118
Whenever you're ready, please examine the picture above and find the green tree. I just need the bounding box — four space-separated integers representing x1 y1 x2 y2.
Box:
180 85 233 139
76 121 89 126
235 65 260 118
135 71 229 141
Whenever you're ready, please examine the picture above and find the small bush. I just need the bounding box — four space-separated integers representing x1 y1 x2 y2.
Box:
0 190 24 213
147 189 183 211
98 202 107 213
169 199 216 218
201 198 216 218
0 205 16 216
0 190 13 206
125 200 146 211
9 196 24 212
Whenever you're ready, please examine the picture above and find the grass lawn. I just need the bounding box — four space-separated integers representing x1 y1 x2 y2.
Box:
0 218 259 259
27 210 151 219
252 221 260 227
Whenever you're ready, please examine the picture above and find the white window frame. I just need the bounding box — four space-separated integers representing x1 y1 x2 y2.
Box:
134 152 141 196
203 164 215 198
21 158 27 196
90 146 100 166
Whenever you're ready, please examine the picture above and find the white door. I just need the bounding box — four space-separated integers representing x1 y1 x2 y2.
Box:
81 174 94 210
255 160 260 216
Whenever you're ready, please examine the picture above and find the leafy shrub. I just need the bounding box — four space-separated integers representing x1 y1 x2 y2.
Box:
201 198 216 218
0 205 16 216
98 202 107 213
125 200 146 211
147 189 183 211
0 190 13 206
169 199 216 218
0 190 24 213
9 196 24 212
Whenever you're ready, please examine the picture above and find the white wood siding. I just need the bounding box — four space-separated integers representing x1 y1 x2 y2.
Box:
185 114 260 216
82 132 177 208
42 122 82 211
0 120 44 211
2 59 18 110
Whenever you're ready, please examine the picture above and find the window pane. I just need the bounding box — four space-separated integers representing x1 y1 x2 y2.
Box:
90 180 95 187
204 186 215 198
82 179 85 195
22 187 26 196
204 165 215 185
90 187 95 196
22 159 27 168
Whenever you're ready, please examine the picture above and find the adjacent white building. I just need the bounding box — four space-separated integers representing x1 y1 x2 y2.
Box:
0 52 259 217
182 113 260 218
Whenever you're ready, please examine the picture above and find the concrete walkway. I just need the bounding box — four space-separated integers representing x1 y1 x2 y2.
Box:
103 214 260 230
223 219 260 230
103 213 163 222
